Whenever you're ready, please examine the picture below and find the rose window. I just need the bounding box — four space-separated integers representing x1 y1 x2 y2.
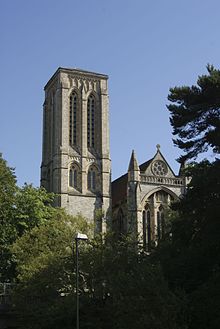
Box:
151 161 168 176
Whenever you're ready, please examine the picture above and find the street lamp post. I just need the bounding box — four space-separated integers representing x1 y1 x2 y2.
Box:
75 233 88 329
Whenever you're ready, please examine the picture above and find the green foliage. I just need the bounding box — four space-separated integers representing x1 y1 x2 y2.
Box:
14 183 56 235
166 160 220 290
12 228 184 329
0 153 17 220
11 214 91 329
0 153 58 281
161 66 220 328
0 153 18 281
80 236 184 329
12 212 91 283
3 64 220 327
157 156 220 328
167 64 220 162
189 271 220 329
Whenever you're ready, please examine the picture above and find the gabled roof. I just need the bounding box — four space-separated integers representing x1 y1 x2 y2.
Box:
139 158 153 172
111 146 182 208
139 146 177 177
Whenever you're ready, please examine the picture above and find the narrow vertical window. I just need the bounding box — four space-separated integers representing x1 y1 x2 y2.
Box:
143 210 151 251
147 210 151 251
161 211 165 238
92 170 96 189
88 167 96 191
52 93 56 154
69 166 78 189
73 169 77 188
69 168 73 187
88 170 91 189
69 92 77 146
157 206 165 241
143 211 146 250
157 211 161 240
87 95 95 148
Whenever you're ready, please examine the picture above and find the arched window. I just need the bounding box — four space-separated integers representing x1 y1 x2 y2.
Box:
157 205 165 241
69 92 78 146
69 164 81 189
88 166 96 191
143 209 151 251
87 95 95 148
69 168 77 188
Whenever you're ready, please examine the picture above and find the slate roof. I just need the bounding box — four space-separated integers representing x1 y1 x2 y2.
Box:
112 173 128 207
112 158 153 207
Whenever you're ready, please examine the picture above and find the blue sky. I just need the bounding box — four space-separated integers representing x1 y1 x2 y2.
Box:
1 0 220 186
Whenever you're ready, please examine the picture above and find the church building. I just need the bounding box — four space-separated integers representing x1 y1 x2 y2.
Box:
112 146 187 250
41 67 187 244
41 68 111 233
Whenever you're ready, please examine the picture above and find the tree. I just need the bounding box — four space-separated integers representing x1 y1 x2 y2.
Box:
80 236 185 329
189 271 220 329
0 153 17 281
167 65 220 162
0 152 58 282
14 184 56 235
158 160 220 292
12 229 185 329
0 153 17 215
11 213 92 329
162 67 220 329
164 65 220 291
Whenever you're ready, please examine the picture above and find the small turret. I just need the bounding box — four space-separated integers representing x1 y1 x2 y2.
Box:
178 160 186 176
128 150 140 182
127 150 141 236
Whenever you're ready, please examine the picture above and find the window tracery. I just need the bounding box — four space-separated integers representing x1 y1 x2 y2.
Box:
151 160 168 176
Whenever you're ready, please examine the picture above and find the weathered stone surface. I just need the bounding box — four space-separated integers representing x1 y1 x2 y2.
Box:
41 68 111 233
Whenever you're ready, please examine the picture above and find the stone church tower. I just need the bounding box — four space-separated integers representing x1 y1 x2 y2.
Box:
41 68 111 233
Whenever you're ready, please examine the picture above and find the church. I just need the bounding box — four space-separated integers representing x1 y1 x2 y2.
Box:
40 67 187 247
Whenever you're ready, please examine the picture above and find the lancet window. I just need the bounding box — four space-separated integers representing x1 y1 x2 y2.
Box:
157 205 165 241
143 209 151 251
118 208 125 235
69 92 78 146
87 95 95 148
88 166 96 191
69 163 81 190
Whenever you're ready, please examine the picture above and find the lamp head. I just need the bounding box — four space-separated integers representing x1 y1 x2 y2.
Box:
75 233 88 240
